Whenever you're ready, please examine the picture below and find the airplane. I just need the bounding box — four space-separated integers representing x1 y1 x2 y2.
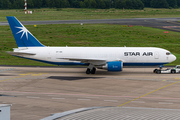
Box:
6 16 176 74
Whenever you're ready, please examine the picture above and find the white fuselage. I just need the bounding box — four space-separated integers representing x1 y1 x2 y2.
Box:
13 47 176 66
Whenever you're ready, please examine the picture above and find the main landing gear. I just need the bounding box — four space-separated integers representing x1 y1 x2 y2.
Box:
86 64 96 74
86 67 96 74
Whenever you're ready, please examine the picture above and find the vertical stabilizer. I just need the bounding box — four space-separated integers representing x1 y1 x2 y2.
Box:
6 16 44 47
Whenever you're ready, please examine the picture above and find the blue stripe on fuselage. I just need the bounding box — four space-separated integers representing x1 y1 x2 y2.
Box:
123 63 168 66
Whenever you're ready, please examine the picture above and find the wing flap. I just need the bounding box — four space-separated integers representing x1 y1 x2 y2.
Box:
57 57 106 61
57 57 106 65
57 57 123 65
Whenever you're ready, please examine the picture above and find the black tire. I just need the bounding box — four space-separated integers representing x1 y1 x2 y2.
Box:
157 70 161 74
171 70 176 74
86 68 91 74
153 69 158 73
90 68 96 74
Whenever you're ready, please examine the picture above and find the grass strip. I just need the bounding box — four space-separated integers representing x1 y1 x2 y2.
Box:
0 24 179 66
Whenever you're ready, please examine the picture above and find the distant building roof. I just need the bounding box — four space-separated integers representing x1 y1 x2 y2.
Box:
0 104 11 107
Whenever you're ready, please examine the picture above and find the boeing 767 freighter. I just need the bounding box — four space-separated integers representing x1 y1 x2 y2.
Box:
6 16 176 74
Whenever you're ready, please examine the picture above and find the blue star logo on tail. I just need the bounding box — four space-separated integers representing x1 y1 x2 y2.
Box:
7 16 44 47
15 26 29 40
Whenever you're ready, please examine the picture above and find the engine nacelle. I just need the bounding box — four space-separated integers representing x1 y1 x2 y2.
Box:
97 61 123 72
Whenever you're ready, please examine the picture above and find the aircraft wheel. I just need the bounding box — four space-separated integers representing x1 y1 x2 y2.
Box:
171 70 176 74
157 70 161 74
86 68 91 74
153 69 158 73
91 68 96 74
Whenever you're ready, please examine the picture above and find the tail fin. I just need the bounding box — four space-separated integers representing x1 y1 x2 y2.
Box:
6 16 44 47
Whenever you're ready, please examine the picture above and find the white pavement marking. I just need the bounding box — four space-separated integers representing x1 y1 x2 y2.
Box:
47 95 59 96
104 100 118 102
131 101 145 103
158 102 173 104
26 96 40 99
165 100 178 102
52 98 65 100
0 68 16 72
85 97 99 98
11 94 24 95
78 99 91 101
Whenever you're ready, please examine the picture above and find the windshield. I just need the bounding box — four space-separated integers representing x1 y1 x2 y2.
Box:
166 52 171 55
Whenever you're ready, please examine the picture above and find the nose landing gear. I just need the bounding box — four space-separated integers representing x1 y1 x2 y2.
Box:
153 65 163 74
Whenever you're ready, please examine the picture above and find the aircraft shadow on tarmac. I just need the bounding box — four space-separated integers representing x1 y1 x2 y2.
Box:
0 94 16 97
0 74 16 76
47 76 104 81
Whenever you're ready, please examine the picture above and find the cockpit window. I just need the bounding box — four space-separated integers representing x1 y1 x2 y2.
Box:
166 52 171 55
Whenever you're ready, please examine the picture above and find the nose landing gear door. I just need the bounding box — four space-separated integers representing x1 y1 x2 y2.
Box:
154 51 159 59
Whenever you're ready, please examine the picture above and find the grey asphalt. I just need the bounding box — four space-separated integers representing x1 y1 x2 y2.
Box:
1 67 180 120
2 18 180 32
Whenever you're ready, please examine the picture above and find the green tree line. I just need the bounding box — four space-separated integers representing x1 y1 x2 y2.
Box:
142 0 180 8
0 0 179 10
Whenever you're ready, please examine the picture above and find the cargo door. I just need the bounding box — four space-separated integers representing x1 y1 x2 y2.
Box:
47 51 51 60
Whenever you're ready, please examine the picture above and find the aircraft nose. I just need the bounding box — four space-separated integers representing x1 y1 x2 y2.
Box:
171 54 176 62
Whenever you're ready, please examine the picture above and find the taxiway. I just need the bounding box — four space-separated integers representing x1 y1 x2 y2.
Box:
1 18 180 32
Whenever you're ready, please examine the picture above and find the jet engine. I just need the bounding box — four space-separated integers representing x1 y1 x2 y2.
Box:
97 61 123 71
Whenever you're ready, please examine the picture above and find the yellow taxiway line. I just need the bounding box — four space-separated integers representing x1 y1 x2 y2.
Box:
0 72 48 82
118 79 180 107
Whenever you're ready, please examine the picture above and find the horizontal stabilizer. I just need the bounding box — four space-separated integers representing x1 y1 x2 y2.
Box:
6 51 36 56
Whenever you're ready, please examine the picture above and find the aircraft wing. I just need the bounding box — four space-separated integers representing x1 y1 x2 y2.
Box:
6 51 36 56
57 57 123 65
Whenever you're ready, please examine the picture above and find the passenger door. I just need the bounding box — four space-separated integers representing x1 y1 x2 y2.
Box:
154 51 159 59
